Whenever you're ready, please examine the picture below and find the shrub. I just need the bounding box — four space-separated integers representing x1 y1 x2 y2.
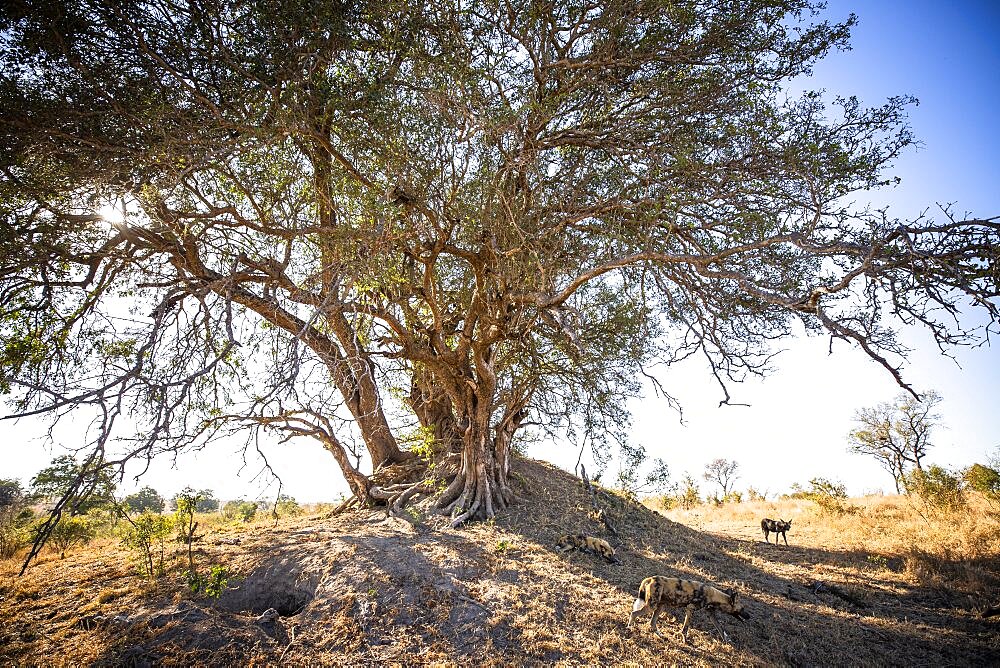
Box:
964 463 1000 509
188 564 228 599
173 488 202 571
275 494 303 517
649 494 677 511
676 474 701 510
121 511 173 577
904 465 965 513
790 477 851 514
47 515 95 558
222 499 258 522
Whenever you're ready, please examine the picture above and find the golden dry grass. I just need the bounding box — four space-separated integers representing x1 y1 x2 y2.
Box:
658 492 1000 595
0 460 997 666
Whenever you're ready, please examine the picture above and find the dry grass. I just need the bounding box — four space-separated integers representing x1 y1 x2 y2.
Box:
658 493 1000 595
1 459 998 666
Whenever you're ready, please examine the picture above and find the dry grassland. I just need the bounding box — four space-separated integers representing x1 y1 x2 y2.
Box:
1 459 997 666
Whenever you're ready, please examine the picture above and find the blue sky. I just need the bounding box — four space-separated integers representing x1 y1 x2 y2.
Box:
598 0 1000 497
4 1 999 502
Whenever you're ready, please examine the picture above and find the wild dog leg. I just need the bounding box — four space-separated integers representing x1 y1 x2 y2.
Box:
680 604 696 644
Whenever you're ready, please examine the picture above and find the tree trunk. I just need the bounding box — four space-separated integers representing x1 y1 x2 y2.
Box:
223 284 407 468
321 432 373 504
436 418 514 525
410 367 462 452
310 144 409 469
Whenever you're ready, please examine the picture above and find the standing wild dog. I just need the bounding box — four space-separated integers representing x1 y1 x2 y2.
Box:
761 518 792 545
554 534 618 563
628 576 748 644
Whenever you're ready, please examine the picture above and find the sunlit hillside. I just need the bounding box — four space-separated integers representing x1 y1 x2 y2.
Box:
2 458 997 666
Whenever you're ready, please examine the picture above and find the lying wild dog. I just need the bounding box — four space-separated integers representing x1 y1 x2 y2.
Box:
628 576 748 644
554 534 618 563
761 518 792 545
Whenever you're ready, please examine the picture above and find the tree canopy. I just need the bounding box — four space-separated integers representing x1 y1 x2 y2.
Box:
1 1 998 534
30 455 117 514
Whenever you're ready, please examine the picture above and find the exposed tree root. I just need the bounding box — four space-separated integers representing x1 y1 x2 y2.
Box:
323 451 517 527
389 480 434 514
437 466 514 528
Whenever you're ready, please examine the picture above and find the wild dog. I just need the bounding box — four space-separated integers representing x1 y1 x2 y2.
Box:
628 576 748 644
761 518 792 545
554 534 618 563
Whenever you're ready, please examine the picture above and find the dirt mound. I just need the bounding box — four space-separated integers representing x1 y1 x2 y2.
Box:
2 456 998 666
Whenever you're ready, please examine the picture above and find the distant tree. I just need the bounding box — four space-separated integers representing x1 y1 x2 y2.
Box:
222 500 259 523
123 487 165 514
614 444 674 498
168 488 218 513
195 491 220 513
0 479 22 508
30 456 116 515
703 459 740 498
848 391 942 493
0 479 33 559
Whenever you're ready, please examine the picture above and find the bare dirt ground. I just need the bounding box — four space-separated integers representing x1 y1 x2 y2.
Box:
1 458 998 666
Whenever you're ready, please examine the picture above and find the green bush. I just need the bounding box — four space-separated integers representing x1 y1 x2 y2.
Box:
904 465 965 513
676 474 701 510
47 515 95 558
188 564 228 599
964 463 1000 508
174 488 202 571
275 495 303 517
222 499 258 522
790 477 851 514
121 511 173 577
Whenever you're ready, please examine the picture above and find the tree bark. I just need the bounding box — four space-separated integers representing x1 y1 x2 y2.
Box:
410 366 462 452
320 432 372 504
325 309 411 467
435 418 511 524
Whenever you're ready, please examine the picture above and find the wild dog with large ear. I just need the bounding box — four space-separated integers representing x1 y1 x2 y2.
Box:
629 576 748 644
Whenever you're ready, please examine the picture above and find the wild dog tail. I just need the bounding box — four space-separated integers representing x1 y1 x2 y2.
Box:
632 597 645 613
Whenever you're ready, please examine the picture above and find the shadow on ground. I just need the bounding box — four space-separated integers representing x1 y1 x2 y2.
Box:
76 457 1000 666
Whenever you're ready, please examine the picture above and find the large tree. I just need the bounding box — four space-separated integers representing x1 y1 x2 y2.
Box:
1 1 998 533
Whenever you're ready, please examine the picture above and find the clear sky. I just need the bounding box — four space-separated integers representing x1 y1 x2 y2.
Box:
3 0 999 503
